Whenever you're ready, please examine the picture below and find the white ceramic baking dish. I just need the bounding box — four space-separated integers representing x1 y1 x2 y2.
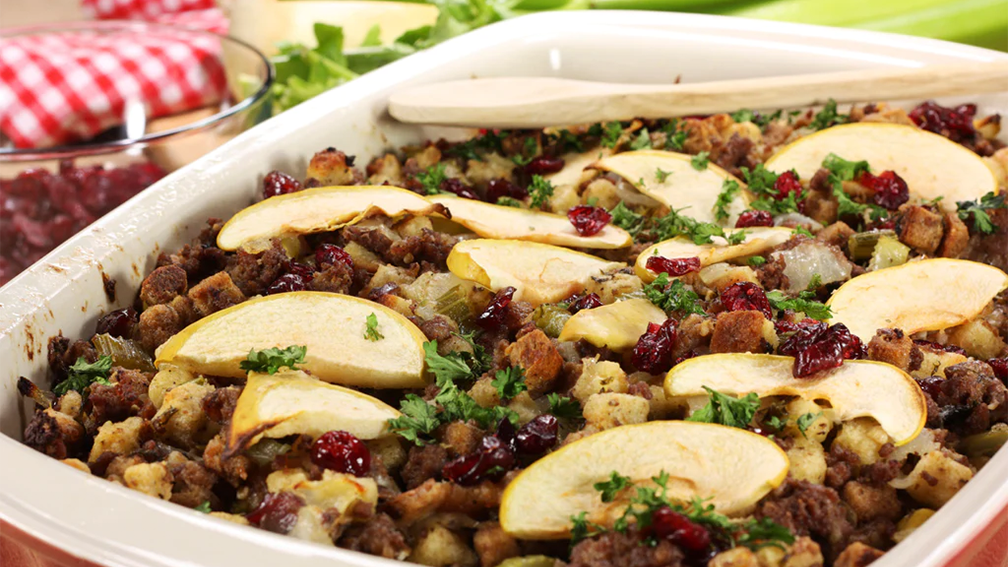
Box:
1 11 1006 567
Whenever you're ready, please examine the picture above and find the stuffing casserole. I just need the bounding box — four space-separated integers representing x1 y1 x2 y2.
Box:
18 100 1008 567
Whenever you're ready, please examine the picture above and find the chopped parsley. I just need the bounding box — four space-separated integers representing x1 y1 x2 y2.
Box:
446 130 507 161
388 395 440 445
655 168 672 183
491 366 527 403
796 411 824 438
54 356 112 396
629 128 652 150
643 273 705 315
822 153 871 217
609 202 646 236
690 151 710 171
653 208 747 245
601 121 623 149
594 471 632 502
528 175 555 209
957 191 1007 235
793 225 815 238
748 255 766 267
743 165 804 215
549 128 584 153
194 501 212 513
496 196 523 208
423 340 472 383
416 163 448 195
766 289 832 321
731 109 755 123
685 386 760 429
714 179 743 221
364 312 383 341
737 517 797 550
809 99 847 131
662 120 688 150
240 346 306 374
511 136 539 166
547 393 583 420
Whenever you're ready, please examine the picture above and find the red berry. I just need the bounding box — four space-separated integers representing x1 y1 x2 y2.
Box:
267 273 308 294
913 339 967 357
650 506 711 552
909 101 977 144
315 244 353 269
646 256 701 277
486 178 528 203
569 293 603 314
773 171 804 205
514 415 558 456
442 435 515 485
246 492 305 534
287 262 315 281
735 210 774 228
632 319 678 374
916 376 944 399
859 170 909 210
719 282 772 319
778 322 865 377
477 287 516 331
440 178 480 200
567 205 612 237
95 307 138 338
263 171 302 199
311 431 371 476
987 358 1008 383
524 156 565 175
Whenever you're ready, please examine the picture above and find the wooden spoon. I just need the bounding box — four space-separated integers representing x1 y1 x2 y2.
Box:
388 60 1008 128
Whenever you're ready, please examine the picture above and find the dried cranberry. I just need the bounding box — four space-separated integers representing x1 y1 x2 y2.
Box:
859 170 909 210
267 273 308 294
913 339 967 356
287 262 315 281
486 178 528 203
95 307 138 338
442 435 515 485
523 156 565 176
567 205 612 237
315 244 353 269
646 256 701 277
773 171 804 206
909 101 977 144
246 492 305 534
778 322 865 377
632 319 678 374
476 287 516 331
735 210 774 228
514 415 558 456
569 293 603 314
916 376 944 399
440 178 480 200
988 358 1008 382
719 282 772 319
310 430 371 476
262 171 302 199
496 416 517 449
650 506 711 552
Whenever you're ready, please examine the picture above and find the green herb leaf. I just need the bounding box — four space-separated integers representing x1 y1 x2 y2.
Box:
748 255 766 267
662 120 688 151
685 386 760 428
957 191 1007 235
654 168 672 183
512 136 539 166
423 340 473 384
528 175 555 209
629 128 652 150
570 511 606 545
54 356 113 396
194 501 212 513
417 163 448 195
447 130 507 162
653 208 746 246
491 366 527 403
364 312 384 341
388 394 440 446
496 196 522 208
766 290 832 321
737 517 796 550
714 179 743 221
823 153 871 217
690 151 710 171
601 121 623 149
549 129 584 153
743 165 805 215
547 393 583 420
609 202 646 237
594 471 632 503
240 346 306 374
796 411 823 438
793 225 815 238
643 273 705 315
809 99 847 131
731 109 755 123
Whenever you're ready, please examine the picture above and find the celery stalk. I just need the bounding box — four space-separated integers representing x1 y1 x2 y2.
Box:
722 0 956 26
851 0 1008 51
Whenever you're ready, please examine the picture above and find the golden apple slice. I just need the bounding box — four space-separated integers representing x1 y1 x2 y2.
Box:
155 292 428 388
590 150 747 223
635 227 793 282
664 354 926 445
557 298 666 351
499 421 788 539
827 259 1008 342
547 150 612 188
446 239 625 305
226 369 400 455
217 186 444 251
428 195 631 249
765 123 998 212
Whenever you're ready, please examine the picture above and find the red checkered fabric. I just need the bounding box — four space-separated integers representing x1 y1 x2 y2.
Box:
0 1 229 149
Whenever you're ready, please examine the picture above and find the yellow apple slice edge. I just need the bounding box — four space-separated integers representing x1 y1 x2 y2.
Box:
635 227 793 282
558 298 666 352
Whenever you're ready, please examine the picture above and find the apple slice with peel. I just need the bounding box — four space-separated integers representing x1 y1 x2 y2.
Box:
558 298 666 351
499 421 788 539
217 186 445 251
226 369 400 456
155 292 428 388
765 123 998 212
664 354 927 445
827 258 1008 342
547 149 613 189
635 227 793 282
590 150 748 223
447 239 625 305
428 195 631 249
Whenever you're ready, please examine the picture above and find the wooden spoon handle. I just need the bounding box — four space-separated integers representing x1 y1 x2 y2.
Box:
388 60 1008 128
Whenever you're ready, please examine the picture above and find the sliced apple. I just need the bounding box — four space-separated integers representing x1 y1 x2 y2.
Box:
155 292 428 388
446 239 625 305
499 421 788 539
590 150 748 223
226 369 400 455
664 354 926 445
765 123 998 212
547 149 612 189
827 259 1008 342
217 186 444 251
635 227 793 282
428 195 631 249
557 298 666 351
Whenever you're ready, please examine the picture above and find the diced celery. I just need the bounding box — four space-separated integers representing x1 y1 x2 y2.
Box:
435 285 473 326
960 427 1008 458
848 230 895 261
92 333 155 372
868 236 910 271
532 304 572 338
498 556 559 567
